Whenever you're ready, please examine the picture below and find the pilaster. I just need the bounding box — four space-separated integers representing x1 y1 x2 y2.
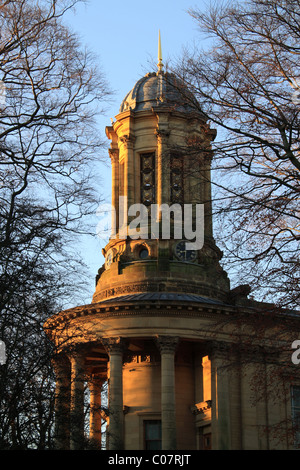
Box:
120 134 135 211
109 148 120 235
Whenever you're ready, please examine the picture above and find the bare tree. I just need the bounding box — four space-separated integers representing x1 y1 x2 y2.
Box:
173 0 300 308
0 0 110 448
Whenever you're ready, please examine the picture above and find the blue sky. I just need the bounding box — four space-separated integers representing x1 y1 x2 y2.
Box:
64 0 210 304
66 0 207 109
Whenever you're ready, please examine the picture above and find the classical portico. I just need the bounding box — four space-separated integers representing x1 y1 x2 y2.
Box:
44 36 299 451
50 333 219 450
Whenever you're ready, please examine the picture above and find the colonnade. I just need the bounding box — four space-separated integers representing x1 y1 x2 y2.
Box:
53 353 104 450
52 336 243 450
52 335 182 450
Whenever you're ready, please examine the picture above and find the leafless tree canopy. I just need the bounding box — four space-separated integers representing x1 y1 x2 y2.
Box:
0 0 110 448
174 0 300 308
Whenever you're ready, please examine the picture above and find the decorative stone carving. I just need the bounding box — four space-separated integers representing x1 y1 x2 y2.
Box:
108 148 119 162
119 134 135 148
170 153 184 205
155 335 179 354
140 152 155 206
101 337 126 355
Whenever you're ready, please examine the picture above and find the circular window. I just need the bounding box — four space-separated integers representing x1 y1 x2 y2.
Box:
139 248 149 259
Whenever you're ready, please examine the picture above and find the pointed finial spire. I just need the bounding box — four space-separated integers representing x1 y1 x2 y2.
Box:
157 30 164 74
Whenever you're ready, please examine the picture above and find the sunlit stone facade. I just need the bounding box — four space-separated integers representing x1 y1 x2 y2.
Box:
45 55 300 451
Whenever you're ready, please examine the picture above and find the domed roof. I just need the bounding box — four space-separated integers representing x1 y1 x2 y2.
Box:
119 71 196 114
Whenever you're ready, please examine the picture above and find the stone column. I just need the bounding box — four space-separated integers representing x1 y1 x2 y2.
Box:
240 345 271 450
88 375 103 449
227 347 242 450
52 355 71 450
209 341 231 450
156 336 179 450
69 352 85 450
103 337 125 450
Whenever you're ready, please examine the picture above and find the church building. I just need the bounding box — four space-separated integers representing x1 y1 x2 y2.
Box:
44 37 300 451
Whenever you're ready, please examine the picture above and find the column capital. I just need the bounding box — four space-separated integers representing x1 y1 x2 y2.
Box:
66 342 88 358
88 374 104 388
67 350 86 370
119 134 135 148
155 335 179 354
102 336 126 355
208 340 231 360
109 148 119 162
51 353 70 372
235 342 279 363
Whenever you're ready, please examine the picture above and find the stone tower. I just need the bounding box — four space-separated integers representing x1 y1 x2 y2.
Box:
45 37 298 451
